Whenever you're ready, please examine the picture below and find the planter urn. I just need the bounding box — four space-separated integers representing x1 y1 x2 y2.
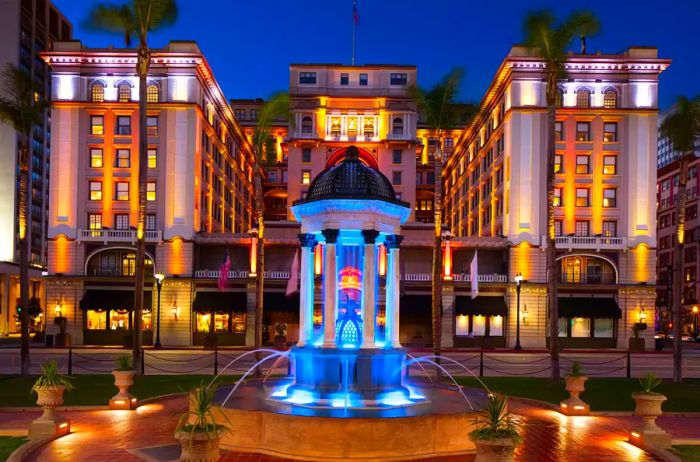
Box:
560 375 590 415
28 386 70 439
473 438 516 462
109 370 138 410
274 335 287 348
176 430 224 462
630 392 671 449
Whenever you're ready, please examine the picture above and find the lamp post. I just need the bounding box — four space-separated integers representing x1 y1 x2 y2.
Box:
693 306 699 338
154 273 165 348
514 272 524 351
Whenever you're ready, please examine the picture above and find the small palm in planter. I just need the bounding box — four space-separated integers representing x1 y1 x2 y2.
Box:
274 322 287 348
630 373 670 448
469 394 522 462
176 384 228 462
109 354 137 410
560 361 589 415
28 360 73 438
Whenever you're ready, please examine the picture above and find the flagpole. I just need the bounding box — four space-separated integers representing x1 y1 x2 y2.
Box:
351 0 356 65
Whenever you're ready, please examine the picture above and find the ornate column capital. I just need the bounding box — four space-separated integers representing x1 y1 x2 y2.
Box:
298 233 317 248
321 228 340 244
384 234 404 249
361 229 380 245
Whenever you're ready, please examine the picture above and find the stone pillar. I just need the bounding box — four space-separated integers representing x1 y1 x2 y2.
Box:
441 284 455 348
297 233 317 347
361 230 379 348
321 229 339 348
385 235 403 348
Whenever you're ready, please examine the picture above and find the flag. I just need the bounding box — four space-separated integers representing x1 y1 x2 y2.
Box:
218 253 231 292
352 0 359 25
470 250 479 300
286 248 300 296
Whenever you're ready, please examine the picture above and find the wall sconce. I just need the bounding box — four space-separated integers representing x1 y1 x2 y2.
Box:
54 301 62 317
522 305 528 326
171 300 179 321
376 313 386 327
639 307 647 323
313 313 322 326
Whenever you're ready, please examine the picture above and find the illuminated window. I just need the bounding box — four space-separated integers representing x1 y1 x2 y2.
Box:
575 155 590 174
571 317 590 337
603 188 617 207
576 122 590 141
553 188 563 207
148 148 157 168
147 116 158 136
330 117 341 137
359 73 368 86
575 220 590 236
89 181 102 200
91 83 104 102
114 214 129 230
146 84 159 103
115 182 129 201
116 115 131 135
603 90 618 109
490 316 503 336
116 149 130 168
340 73 349 85
603 122 617 142
603 155 617 174
117 83 131 102
302 148 311 163
554 154 563 173
390 73 407 85
88 213 102 230
603 220 617 237
392 117 404 136
86 310 107 330
554 220 563 236
301 116 313 134
299 72 316 84
392 149 402 164
90 115 104 135
472 315 486 336
555 121 564 141
301 170 311 185
392 171 402 185
575 188 589 207
363 118 374 137
147 182 157 201
576 88 590 108
347 117 358 137
146 214 156 231
90 148 103 168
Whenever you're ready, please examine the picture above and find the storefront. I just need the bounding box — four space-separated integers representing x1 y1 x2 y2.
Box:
556 297 621 348
454 295 507 348
192 291 247 346
80 289 153 345
263 292 299 345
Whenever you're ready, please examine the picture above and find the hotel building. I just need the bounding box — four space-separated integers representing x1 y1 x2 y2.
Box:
0 0 72 336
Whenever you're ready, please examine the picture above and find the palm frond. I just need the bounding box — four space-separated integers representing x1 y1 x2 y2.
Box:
564 10 601 40
409 67 465 135
0 64 47 136
253 92 293 159
84 3 136 46
133 0 178 38
660 95 700 155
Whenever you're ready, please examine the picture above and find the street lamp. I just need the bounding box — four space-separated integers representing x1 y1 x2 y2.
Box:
154 273 165 348
693 306 699 338
514 272 524 351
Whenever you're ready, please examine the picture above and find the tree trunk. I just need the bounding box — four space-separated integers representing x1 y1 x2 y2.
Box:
672 154 689 383
545 75 560 380
254 152 265 375
18 141 30 376
132 44 151 374
431 145 443 372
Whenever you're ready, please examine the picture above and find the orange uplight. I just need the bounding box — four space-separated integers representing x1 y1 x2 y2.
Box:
53 235 70 274
250 237 257 276
168 237 183 275
314 243 323 275
443 240 452 280
58 422 68 429
378 244 387 277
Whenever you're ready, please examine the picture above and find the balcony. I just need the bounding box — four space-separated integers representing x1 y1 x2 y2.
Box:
551 235 627 251
78 229 163 244
385 133 414 141
194 270 290 279
560 273 617 285
403 273 508 283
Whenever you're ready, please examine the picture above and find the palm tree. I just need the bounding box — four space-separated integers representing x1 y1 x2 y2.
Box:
86 0 177 372
409 68 466 367
660 95 700 384
0 64 49 376
250 93 294 357
522 10 600 379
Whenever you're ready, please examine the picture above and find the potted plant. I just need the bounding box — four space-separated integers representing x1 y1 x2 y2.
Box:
53 315 71 348
469 394 522 462
629 323 646 352
175 384 227 462
29 360 73 438
274 322 287 348
109 354 137 409
560 361 589 414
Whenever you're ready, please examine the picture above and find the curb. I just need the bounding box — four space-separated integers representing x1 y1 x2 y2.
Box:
6 435 58 462
0 392 187 413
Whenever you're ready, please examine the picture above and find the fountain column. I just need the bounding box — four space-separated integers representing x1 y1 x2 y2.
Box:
297 233 317 346
385 234 403 348
321 229 339 348
361 229 379 348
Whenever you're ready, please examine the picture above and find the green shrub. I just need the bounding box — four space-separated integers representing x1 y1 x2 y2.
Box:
32 360 73 392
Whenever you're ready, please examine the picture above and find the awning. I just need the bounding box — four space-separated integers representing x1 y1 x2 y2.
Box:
80 290 152 311
455 296 507 316
264 292 300 313
558 297 621 319
192 291 247 313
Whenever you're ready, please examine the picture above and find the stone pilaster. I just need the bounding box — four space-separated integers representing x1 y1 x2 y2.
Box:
385 234 403 348
321 229 339 347
297 233 317 347
361 229 379 348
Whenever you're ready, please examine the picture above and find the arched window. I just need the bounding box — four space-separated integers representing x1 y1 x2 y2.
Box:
559 255 617 285
576 88 591 108
363 118 374 137
86 248 154 277
91 83 105 102
117 83 131 102
603 89 618 109
555 88 563 108
301 116 313 134
146 84 159 103
392 117 404 136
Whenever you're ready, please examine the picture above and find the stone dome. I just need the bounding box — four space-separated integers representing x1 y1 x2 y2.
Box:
294 146 408 207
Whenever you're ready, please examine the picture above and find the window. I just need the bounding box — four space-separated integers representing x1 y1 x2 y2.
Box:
301 170 311 185
116 115 131 135
555 121 564 141
299 72 316 84
363 118 374 137
571 317 590 338
392 149 402 164
575 188 589 207
603 122 617 142
554 220 563 236
267 170 277 182
148 148 157 168
90 148 103 168
575 155 590 174
91 83 104 102
249 109 259 121
603 90 618 109
340 73 349 85
234 109 246 120
595 318 614 338
88 213 102 230
603 188 617 207
392 171 402 185
89 181 102 200
575 220 590 237
86 310 107 330
444 137 454 148
576 88 590 108
90 115 104 135
576 122 590 141
301 116 313 134
147 116 158 136
390 73 407 85
302 148 311 163
359 73 368 86
603 221 617 237
554 154 563 173
115 182 129 201
147 182 156 201
117 83 131 102
116 149 130 168
553 188 563 207
603 155 617 175
114 214 129 230
146 84 159 103
392 117 404 136
146 214 156 231
426 172 435 185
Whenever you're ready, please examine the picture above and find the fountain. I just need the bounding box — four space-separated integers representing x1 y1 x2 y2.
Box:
212 146 487 460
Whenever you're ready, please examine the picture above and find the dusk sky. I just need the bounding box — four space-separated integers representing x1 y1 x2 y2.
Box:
54 0 700 109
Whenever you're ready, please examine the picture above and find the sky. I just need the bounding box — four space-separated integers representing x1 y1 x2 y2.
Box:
54 0 700 110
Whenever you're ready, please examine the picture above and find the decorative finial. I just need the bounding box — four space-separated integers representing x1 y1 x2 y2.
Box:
345 146 360 160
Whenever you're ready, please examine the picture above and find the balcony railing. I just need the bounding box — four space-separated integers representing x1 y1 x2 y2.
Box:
78 229 162 243
194 270 290 279
549 235 627 251
385 133 413 141
560 273 617 285
403 273 507 283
